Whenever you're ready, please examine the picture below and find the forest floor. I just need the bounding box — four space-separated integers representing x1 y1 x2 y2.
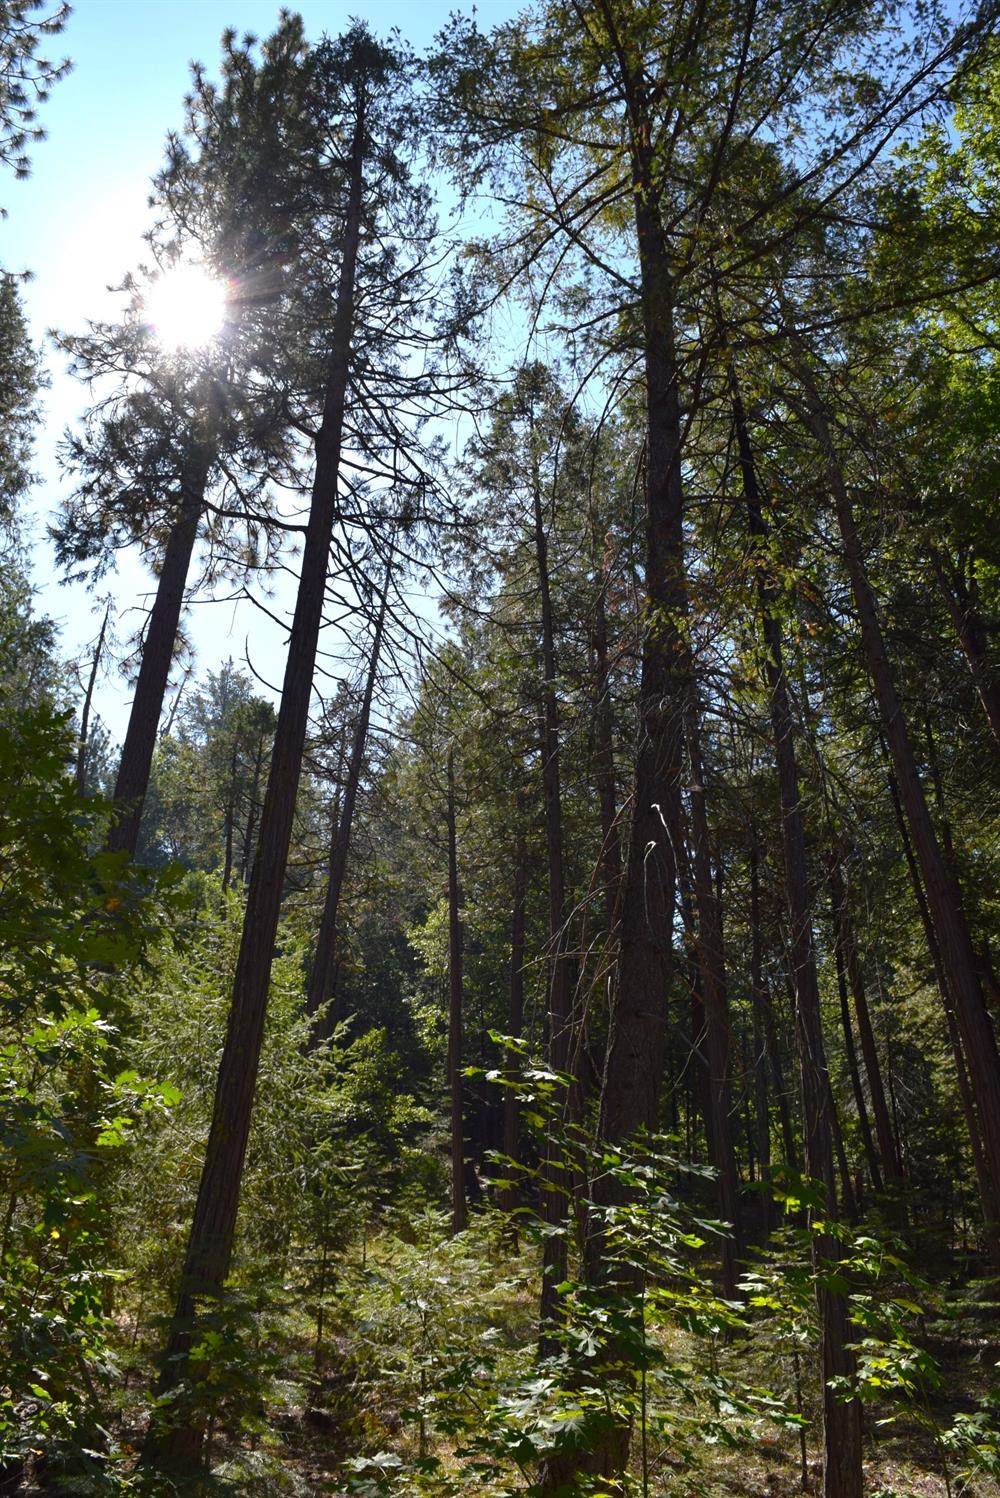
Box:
125 1219 998 1498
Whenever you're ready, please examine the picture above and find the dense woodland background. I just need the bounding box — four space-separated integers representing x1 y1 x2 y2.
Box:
2 0 1000 1494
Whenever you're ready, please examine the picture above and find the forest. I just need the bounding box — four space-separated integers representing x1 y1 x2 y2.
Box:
2 0 1000 1494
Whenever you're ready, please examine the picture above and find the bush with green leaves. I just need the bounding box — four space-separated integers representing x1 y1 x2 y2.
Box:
738 1173 960 1495
0 703 177 1490
87 875 442 1483
114 898 438 1325
342 1061 795 1498
941 1378 1000 1496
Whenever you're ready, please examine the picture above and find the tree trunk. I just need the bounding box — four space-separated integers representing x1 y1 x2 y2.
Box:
593 584 622 927
144 98 367 1475
753 881 800 1171
733 377 862 1498
161 663 191 742
221 740 238 893
531 446 576 1338
923 712 958 870
306 582 388 1030
241 732 266 883
502 795 527 1220
749 839 774 1232
798 376 1000 1253
596 199 685 1163
883 750 1000 1258
765 991 799 1172
828 1068 859 1226
832 909 882 1194
829 858 902 1188
107 461 208 859
538 123 688 1498
76 603 109 796
686 699 741 1292
931 547 1000 750
446 742 467 1236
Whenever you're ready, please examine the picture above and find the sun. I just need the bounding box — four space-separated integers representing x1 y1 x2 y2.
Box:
143 263 229 351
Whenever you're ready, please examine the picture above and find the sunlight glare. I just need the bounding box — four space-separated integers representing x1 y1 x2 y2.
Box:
144 264 228 351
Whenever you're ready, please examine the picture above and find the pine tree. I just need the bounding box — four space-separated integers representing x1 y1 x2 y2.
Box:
144 23 446 1471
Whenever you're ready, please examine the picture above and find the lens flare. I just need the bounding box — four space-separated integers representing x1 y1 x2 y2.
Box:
143 264 228 350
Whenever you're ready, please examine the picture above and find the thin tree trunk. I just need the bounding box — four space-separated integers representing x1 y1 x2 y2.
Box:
241 732 267 883
144 98 367 1474
593 584 622 927
923 712 958 870
931 546 1000 750
221 740 238 893
161 662 192 742
828 1070 858 1225
446 743 467 1236
832 914 882 1194
733 376 862 1498
531 445 576 1339
829 859 902 1188
883 751 1000 1258
765 991 799 1171
502 796 527 1219
676 842 709 1160
686 700 741 1293
780 967 856 1224
754 885 800 1171
749 839 773 1233
108 461 208 858
76 604 109 796
306 582 388 1029
797 375 1000 1253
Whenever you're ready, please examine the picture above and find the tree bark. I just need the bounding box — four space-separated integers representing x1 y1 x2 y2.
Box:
107 459 208 859
144 95 367 1474
797 376 1000 1254
446 742 468 1236
306 582 388 1030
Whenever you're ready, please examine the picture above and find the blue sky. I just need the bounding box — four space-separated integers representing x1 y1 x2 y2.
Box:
3 0 518 737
